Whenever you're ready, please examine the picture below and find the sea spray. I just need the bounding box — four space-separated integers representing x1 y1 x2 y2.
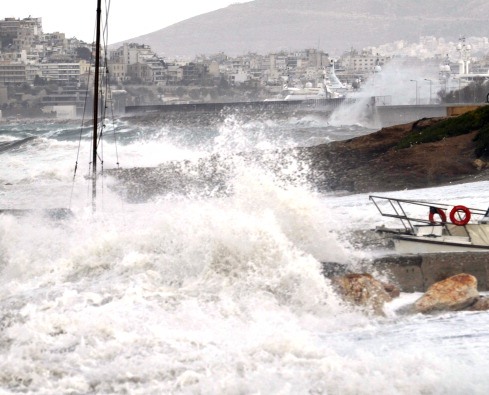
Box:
0 167 356 393
330 58 440 128
2 116 489 393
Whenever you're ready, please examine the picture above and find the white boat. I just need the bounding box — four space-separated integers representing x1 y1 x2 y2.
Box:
324 60 351 97
264 82 332 102
283 83 329 101
264 63 348 102
370 195 489 254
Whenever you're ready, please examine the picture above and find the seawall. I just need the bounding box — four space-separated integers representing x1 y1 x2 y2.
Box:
125 97 352 114
126 99 486 129
374 104 485 127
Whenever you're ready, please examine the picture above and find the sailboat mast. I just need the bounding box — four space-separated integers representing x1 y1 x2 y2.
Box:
92 0 102 210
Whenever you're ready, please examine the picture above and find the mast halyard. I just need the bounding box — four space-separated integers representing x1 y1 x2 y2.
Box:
92 0 102 211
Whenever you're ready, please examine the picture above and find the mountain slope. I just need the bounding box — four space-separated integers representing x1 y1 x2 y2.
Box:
124 0 489 57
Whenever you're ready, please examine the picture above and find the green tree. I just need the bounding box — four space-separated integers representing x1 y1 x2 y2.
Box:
75 47 92 61
33 75 47 86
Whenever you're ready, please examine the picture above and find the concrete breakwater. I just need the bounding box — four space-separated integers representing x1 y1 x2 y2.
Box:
125 97 352 114
125 98 483 128
323 252 489 293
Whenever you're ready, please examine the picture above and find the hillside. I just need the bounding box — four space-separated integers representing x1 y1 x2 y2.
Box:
121 0 489 57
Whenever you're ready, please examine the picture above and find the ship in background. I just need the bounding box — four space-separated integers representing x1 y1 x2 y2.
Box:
439 37 489 94
265 60 352 102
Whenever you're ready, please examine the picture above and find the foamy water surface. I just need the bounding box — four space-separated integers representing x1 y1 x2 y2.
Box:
0 113 488 394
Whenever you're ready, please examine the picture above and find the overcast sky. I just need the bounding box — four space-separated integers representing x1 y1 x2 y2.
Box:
2 0 251 43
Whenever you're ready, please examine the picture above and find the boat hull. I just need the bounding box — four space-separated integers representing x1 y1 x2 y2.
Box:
393 235 489 254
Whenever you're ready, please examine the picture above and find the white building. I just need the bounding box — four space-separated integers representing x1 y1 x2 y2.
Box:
341 51 390 72
110 43 155 65
40 62 80 83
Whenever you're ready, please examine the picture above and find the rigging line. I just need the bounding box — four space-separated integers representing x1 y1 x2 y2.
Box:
69 18 98 209
90 0 108 187
101 0 120 169
92 0 102 210
97 0 112 213
104 0 111 42
86 162 93 200
93 1 108 194
73 74 92 180
101 61 119 169
107 83 120 168
103 0 125 217
95 0 110 157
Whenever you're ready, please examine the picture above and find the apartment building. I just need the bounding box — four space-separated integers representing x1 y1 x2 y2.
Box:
0 17 43 51
110 43 154 65
108 63 128 82
40 63 81 83
147 63 167 85
109 43 170 84
341 50 390 72
181 63 207 85
0 62 30 83
127 62 152 83
165 64 183 85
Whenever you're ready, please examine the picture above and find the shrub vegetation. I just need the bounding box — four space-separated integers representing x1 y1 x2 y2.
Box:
396 105 489 157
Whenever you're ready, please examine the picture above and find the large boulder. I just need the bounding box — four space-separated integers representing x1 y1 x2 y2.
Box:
414 273 479 313
331 273 398 316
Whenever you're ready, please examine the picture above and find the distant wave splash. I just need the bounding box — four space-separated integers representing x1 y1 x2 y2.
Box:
0 136 37 154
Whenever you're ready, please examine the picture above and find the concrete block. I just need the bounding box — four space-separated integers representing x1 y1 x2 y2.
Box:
421 253 464 289
371 255 424 292
460 252 489 291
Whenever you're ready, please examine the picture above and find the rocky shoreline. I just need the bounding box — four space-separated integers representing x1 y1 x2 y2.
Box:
323 251 489 293
107 110 489 315
329 271 489 316
310 112 489 316
300 117 489 193
108 114 489 201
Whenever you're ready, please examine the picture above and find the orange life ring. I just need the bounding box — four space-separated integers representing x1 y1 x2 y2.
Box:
429 207 447 224
449 205 471 226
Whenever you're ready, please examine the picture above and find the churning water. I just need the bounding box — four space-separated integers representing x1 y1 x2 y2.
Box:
1 111 489 394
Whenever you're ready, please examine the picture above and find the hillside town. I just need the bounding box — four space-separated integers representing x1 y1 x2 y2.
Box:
2 16 489 119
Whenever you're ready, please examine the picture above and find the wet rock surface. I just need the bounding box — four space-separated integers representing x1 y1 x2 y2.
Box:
330 272 489 315
331 273 399 316
413 273 479 313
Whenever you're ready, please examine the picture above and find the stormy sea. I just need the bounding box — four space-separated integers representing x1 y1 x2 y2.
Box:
1 108 489 394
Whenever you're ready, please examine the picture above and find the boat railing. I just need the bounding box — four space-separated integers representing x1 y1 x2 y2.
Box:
369 195 488 234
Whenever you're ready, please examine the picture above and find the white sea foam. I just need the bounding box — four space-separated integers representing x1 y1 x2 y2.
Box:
1 116 488 393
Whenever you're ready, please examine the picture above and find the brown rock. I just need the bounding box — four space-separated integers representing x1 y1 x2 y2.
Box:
383 282 401 298
414 273 479 313
473 158 487 171
302 117 488 193
332 273 394 316
467 296 489 311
